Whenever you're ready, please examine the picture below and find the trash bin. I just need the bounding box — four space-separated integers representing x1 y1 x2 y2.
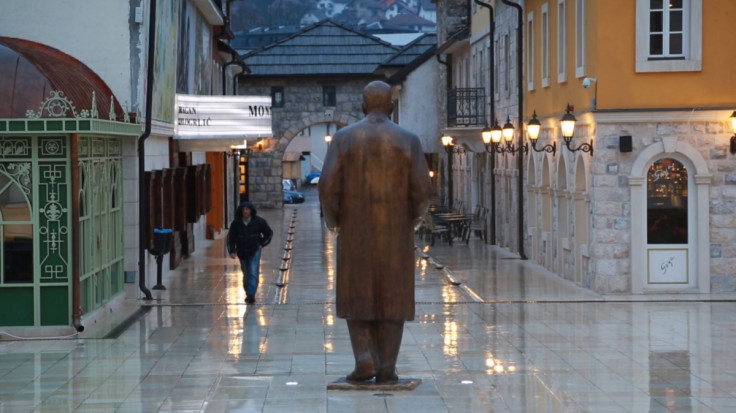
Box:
150 228 172 291
150 228 172 256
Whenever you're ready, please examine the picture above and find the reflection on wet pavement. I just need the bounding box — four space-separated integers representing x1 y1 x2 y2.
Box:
1 197 736 412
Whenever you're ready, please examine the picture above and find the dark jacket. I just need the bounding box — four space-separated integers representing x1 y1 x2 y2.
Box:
227 202 273 259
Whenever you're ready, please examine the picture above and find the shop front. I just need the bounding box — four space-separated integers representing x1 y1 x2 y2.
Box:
172 93 272 222
0 37 140 333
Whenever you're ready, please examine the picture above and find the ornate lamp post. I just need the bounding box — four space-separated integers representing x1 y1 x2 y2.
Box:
441 135 455 209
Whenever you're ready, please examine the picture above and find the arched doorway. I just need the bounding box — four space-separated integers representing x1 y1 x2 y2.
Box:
541 156 552 270
645 157 693 287
556 156 569 277
527 154 538 260
573 156 589 286
282 122 343 189
630 138 711 293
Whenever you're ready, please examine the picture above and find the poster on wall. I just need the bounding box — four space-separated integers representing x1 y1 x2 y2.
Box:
176 1 212 96
195 14 211 95
176 1 190 94
647 248 689 284
152 0 179 124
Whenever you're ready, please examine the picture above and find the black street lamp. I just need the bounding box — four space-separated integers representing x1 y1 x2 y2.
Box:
560 104 593 155
527 111 556 154
324 124 332 147
483 118 527 154
481 121 503 153
441 135 457 209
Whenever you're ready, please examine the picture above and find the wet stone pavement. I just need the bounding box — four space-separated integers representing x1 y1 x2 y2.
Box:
2 187 736 412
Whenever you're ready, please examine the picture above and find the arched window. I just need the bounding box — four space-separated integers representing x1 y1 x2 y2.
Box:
0 172 33 283
647 158 687 244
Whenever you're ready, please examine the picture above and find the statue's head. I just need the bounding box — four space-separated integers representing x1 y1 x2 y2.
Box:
362 81 393 116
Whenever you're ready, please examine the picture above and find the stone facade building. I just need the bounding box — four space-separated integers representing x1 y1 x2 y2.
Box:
0 0 240 333
238 20 438 208
435 0 736 294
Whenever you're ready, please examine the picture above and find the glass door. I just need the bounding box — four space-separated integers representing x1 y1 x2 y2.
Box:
646 158 694 288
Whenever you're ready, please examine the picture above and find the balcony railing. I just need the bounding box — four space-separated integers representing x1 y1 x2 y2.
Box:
447 88 486 127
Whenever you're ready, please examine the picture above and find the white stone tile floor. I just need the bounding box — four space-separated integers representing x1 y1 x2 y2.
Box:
2 190 736 412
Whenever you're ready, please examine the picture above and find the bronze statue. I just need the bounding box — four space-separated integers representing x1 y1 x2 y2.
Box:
319 80 433 384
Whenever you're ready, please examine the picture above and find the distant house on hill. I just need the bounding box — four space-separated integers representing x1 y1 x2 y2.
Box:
387 11 436 32
315 0 348 18
417 0 436 23
230 0 435 35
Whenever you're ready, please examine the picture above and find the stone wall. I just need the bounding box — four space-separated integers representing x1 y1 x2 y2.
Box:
523 112 733 294
435 0 468 44
238 78 374 209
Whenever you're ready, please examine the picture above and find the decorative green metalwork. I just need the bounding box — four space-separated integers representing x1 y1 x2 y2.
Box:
0 137 32 158
0 119 141 136
78 136 123 314
79 137 89 157
38 157 69 282
0 163 32 196
0 88 133 328
39 137 66 158
91 138 105 157
26 90 90 119
0 168 33 286
107 138 121 156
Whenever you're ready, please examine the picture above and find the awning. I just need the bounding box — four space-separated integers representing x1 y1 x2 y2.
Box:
174 94 272 151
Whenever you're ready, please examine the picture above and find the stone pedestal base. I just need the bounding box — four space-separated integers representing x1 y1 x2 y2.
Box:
327 377 422 391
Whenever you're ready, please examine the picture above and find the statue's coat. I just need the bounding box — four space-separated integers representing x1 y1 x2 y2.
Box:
319 112 432 321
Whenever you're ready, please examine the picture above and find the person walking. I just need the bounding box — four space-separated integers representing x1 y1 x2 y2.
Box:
227 201 273 304
318 80 433 384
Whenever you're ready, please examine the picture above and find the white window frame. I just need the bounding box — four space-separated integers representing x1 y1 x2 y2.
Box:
575 0 586 77
636 0 702 72
557 0 567 83
542 3 550 87
527 11 535 91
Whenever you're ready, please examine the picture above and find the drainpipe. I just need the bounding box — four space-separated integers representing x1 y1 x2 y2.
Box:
70 134 84 332
221 51 236 229
232 62 248 95
500 0 527 259
436 54 453 206
474 0 496 245
220 50 245 96
137 0 156 300
436 55 452 91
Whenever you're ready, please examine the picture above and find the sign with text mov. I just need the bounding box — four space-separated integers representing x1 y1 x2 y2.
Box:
174 94 272 139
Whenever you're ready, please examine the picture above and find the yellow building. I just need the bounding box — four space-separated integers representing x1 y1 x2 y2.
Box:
438 0 736 293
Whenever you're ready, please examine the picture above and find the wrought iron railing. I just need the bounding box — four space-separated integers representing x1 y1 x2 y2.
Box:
447 88 486 127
